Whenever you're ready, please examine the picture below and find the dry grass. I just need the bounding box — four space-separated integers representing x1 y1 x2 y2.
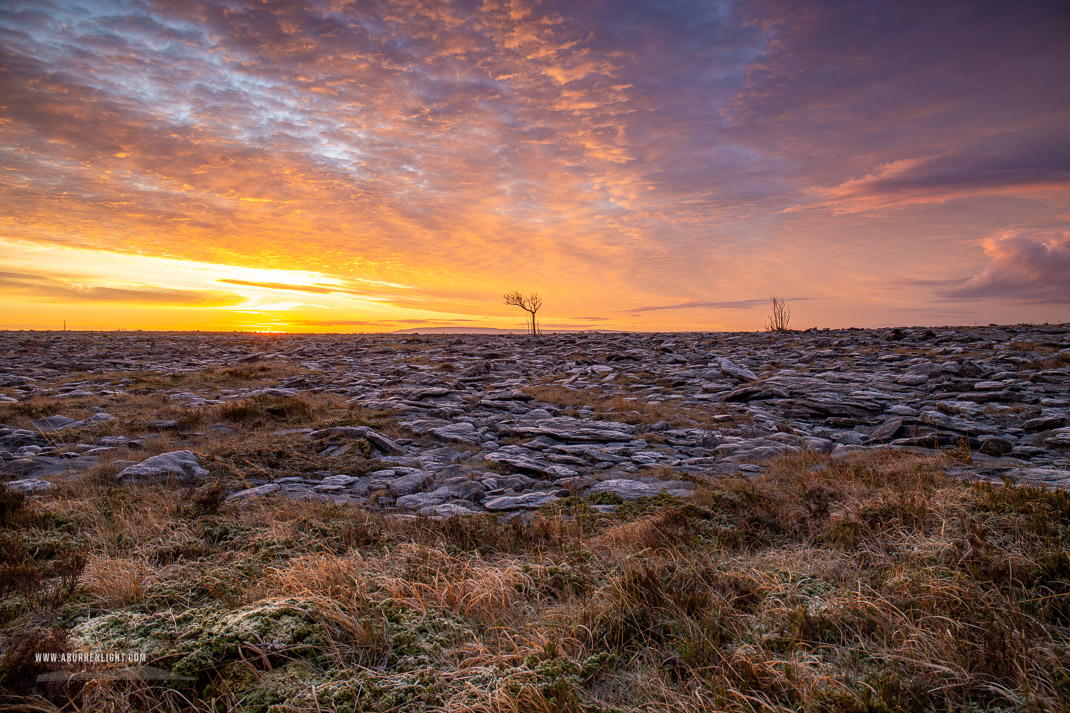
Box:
523 384 730 428
0 364 360 439
1 449 1068 712
81 554 159 608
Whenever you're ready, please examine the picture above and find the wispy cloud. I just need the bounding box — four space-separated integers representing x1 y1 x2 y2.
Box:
809 141 1070 214
623 297 817 314
0 270 242 307
217 279 340 295
286 319 385 328
882 278 967 289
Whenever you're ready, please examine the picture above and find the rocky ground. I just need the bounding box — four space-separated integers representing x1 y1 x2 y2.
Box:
3 325 1069 711
2 324 1069 509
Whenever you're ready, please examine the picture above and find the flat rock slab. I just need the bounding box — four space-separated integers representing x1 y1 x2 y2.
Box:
716 357 758 382
1047 428 1070 448
117 451 210 484
1012 468 1070 486
2 455 99 478
5 478 54 494
309 426 402 454
33 415 81 432
430 422 480 443
366 469 432 497
484 452 577 477
484 491 563 510
226 483 281 503
421 501 483 517
32 413 116 432
506 417 635 442
586 478 696 501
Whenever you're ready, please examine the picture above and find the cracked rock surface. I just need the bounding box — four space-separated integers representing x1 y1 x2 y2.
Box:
2 325 1068 514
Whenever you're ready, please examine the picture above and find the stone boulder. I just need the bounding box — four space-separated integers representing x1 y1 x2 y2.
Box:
117 451 210 484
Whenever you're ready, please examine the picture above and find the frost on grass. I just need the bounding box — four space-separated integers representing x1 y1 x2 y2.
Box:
3 448 1070 712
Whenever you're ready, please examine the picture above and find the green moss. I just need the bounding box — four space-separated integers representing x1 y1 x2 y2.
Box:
614 492 687 519
588 491 625 507
381 602 471 671
73 598 334 685
209 665 447 713
534 561 595 599
259 654 619 713
16 529 88 562
70 596 475 706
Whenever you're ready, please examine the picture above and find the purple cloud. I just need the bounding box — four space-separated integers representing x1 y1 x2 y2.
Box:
942 227 1070 303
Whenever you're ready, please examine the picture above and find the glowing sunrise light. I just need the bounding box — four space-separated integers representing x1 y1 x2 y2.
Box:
0 1 1067 331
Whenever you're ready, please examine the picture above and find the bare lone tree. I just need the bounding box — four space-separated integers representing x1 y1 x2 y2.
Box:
503 291 542 336
766 295 790 332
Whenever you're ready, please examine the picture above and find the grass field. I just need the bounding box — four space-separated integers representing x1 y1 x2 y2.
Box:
1 449 1068 712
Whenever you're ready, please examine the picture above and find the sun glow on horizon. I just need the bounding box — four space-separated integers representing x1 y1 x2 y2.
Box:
0 237 508 332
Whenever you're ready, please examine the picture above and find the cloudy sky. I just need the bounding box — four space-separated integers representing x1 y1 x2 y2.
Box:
2 0 1068 332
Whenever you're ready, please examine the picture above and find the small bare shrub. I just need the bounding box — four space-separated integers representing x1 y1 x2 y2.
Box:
765 294 790 331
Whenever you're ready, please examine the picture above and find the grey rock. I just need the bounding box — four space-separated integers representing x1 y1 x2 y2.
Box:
483 491 562 510
117 450 210 484
716 357 759 383
318 474 361 488
482 474 538 492
309 426 402 454
1046 427 1070 448
3 455 98 478
432 478 487 502
5 478 54 494
99 436 130 447
383 471 432 496
421 501 483 517
484 451 577 477
504 417 635 442
225 483 281 503
431 422 480 443
32 415 81 432
585 478 694 500
395 491 449 511
522 436 561 450
32 413 115 432
868 417 905 442
139 419 179 429
1011 468 1070 486
978 436 1015 456
1023 415 1067 432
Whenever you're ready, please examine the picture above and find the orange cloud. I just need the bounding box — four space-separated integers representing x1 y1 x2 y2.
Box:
1 0 1068 330
0 269 243 307
942 227 1070 304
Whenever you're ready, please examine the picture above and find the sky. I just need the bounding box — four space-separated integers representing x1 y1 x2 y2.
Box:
1 0 1068 332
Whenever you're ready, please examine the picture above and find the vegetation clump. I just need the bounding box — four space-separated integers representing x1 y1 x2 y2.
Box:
2 451 1068 711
